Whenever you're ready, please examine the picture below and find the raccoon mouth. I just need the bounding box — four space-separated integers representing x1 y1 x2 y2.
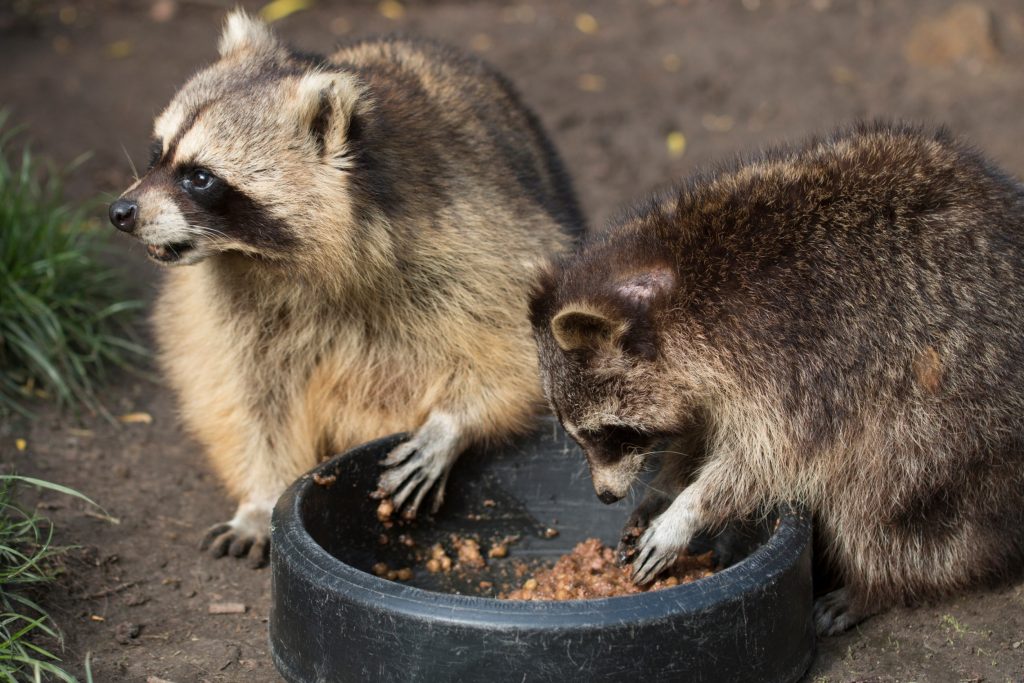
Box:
146 241 195 263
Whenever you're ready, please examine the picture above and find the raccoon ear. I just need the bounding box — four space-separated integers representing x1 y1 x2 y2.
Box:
551 304 626 354
613 266 675 308
294 72 363 161
218 10 279 58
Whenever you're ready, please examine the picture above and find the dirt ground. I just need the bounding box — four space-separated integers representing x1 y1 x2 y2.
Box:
2 0 1024 680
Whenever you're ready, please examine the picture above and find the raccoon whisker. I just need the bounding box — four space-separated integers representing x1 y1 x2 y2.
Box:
121 144 140 182
634 478 672 498
639 449 688 458
187 223 232 241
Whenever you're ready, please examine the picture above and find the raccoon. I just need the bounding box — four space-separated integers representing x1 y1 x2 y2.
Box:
109 11 584 567
529 122 1024 635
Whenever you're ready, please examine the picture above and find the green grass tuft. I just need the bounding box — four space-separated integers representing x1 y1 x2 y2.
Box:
0 475 92 682
0 110 147 416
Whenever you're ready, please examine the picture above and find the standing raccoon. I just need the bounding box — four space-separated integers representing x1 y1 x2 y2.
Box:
109 11 584 567
530 123 1024 634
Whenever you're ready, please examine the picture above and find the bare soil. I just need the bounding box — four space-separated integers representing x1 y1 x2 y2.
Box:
2 0 1024 680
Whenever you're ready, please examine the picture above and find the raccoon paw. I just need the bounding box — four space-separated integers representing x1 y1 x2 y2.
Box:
617 493 673 564
377 415 466 519
199 501 272 569
629 489 700 585
814 587 870 636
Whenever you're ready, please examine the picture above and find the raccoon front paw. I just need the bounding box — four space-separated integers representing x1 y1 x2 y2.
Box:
617 494 673 564
628 489 700 585
376 416 465 519
813 587 872 636
199 501 272 569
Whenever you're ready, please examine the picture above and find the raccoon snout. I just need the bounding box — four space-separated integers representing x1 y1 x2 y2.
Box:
597 490 624 505
109 199 139 233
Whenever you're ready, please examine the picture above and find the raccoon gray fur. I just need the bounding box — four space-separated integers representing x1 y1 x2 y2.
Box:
529 122 1024 634
109 11 584 567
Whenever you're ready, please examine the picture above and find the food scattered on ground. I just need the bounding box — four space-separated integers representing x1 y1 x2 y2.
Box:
502 539 715 601
312 472 337 486
208 602 247 615
542 526 559 539
483 499 496 508
488 542 508 559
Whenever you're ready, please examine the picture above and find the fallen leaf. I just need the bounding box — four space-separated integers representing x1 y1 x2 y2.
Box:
150 0 177 23
666 131 687 157
119 412 153 424
575 13 598 34
577 73 605 92
259 0 312 23
106 40 134 59
378 0 405 20
15 439 26 452
661 53 681 72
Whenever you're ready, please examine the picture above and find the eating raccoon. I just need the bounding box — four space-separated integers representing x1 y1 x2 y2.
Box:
108 11 584 567
529 122 1024 634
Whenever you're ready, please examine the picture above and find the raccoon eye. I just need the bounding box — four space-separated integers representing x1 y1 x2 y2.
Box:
581 425 648 448
182 168 216 192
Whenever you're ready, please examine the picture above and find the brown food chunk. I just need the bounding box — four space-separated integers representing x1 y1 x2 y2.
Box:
488 543 509 559
312 472 337 486
501 538 715 601
453 536 486 569
376 499 395 522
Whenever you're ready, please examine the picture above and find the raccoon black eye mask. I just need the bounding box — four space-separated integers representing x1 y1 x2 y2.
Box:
531 122 1024 635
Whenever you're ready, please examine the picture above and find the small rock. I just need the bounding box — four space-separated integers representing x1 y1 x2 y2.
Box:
115 621 141 645
208 602 246 615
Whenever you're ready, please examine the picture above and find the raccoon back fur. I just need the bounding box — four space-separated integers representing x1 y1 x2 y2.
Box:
110 11 583 566
529 122 1024 634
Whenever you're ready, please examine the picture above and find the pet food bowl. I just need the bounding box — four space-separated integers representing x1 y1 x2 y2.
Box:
270 418 814 682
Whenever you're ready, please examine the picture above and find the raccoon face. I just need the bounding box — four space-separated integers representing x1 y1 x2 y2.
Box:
109 11 361 267
531 263 687 503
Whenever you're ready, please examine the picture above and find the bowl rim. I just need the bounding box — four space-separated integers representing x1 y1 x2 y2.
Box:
272 433 812 630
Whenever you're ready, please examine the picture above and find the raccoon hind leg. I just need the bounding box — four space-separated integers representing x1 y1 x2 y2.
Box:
813 586 877 635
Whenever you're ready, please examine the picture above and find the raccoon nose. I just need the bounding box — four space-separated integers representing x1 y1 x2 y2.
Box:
597 490 623 505
108 199 138 233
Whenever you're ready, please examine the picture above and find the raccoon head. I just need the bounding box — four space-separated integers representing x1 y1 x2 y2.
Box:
109 11 363 269
531 252 689 504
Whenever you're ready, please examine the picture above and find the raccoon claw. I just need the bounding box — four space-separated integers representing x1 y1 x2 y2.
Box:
630 541 675 585
629 495 699 585
617 494 673 564
814 587 870 636
199 502 273 568
377 442 459 519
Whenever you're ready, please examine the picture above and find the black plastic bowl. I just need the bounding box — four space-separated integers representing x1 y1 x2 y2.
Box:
270 419 814 683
